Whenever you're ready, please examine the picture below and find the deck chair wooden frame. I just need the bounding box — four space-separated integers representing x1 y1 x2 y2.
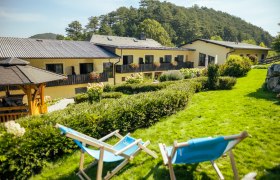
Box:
159 131 248 180
56 124 157 180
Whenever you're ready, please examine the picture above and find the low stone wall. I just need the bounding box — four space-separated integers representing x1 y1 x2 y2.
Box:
266 64 280 93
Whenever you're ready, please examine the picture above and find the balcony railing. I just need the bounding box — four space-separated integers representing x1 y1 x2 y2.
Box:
46 73 109 87
116 62 194 73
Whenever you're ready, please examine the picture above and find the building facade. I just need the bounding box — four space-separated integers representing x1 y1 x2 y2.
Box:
91 35 195 83
181 39 270 67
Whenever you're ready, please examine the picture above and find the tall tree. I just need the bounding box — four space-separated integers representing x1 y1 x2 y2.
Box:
272 23 280 52
86 16 99 33
139 19 173 46
65 21 83 40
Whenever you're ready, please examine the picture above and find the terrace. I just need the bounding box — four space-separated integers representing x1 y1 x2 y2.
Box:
116 61 194 73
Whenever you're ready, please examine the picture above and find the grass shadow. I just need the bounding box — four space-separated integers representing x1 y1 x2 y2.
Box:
246 87 279 104
259 164 280 180
141 162 211 180
57 160 134 180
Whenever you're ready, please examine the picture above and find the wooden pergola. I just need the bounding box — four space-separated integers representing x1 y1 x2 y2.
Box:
0 58 66 122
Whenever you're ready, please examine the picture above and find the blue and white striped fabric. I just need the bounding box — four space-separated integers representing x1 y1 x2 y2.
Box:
57 125 142 162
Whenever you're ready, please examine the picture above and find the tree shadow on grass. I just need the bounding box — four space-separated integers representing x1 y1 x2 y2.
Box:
57 161 212 180
259 164 280 180
57 160 134 180
246 88 279 104
142 162 211 180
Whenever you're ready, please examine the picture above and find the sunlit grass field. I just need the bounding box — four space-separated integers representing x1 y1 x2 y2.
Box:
32 69 280 180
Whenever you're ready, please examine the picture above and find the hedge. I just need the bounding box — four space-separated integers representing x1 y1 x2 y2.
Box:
112 81 175 94
0 80 200 179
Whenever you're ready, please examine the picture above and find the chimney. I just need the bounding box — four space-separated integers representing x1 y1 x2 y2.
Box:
139 32 146 40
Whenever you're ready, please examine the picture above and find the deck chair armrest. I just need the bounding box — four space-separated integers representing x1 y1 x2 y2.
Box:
98 130 123 142
159 143 169 165
224 131 249 140
114 139 142 155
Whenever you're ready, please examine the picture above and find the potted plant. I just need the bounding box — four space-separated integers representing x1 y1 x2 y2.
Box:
153 62 160 68
89 72 100 80
129 63 139 69
171 61 178 67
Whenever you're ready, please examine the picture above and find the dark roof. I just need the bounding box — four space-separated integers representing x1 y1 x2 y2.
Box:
0 58 66 85
91 34 163 48
0 37 118 59
185 39 270 50
91 34 195 51
97 44 195 51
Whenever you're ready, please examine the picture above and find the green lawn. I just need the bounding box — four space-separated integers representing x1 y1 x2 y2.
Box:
32 69 280 180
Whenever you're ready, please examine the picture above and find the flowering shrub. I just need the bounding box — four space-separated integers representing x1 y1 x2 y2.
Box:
87 82 104 103
126 73 144 84
159 70 184 82
4 121 25 137
180 68 206 79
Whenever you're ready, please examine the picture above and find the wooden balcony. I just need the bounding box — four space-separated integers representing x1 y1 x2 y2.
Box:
46 73 109 87
0 106 29 122
116 62 194 73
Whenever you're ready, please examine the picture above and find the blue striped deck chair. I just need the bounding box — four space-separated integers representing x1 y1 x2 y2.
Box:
159 131 248 180
56 124 157 180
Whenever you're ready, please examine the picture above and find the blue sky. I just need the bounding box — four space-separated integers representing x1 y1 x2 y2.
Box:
0 0 279 38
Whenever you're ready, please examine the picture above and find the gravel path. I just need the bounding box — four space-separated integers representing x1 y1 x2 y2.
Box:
48 98 74 112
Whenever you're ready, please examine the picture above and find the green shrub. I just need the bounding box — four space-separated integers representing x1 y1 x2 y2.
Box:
220 55 252 77
207 64 219 90
74 93 88 104
180 68 206 79
113 82 173 94
103 84 114 92
159 70 184 82
217 77 236 90
101 92 123 99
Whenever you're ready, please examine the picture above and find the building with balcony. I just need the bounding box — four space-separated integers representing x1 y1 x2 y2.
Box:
0 37 118 98
91 34 195 83
181 39 270 67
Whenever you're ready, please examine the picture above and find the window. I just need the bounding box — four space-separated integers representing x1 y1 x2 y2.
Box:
208 55 215 64
175 55 184 63
80 63 93 74
103 62 113 78
164 55 172 63
122 77 126 81
159 57 164 63
145 55 154 64
123 55 133 65
139 57 144 64
199 53 206 66
46 64 63 74
261 54 265 60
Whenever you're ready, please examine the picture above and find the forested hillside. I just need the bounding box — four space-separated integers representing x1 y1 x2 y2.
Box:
29 33 58 39
62 0 273 46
